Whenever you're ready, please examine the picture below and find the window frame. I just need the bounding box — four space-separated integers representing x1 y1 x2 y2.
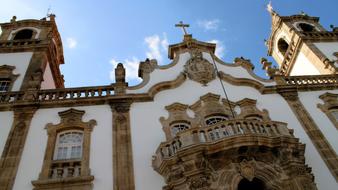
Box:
34 108 96 186
205 115 229 126
318 93 338 130
53 130 84 160
0 65 19 92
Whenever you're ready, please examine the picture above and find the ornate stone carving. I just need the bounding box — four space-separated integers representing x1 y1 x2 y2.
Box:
189 175 210 190
238 159 256 181
184 49 216 85
318 92 338 129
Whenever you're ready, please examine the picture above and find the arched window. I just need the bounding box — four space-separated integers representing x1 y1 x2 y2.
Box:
277 38 289 56
298 23 315 32
238 177 266 190
13 29 34 40
205 115 228 126
171 122 190 136
0 79 11 92
54 131 83 160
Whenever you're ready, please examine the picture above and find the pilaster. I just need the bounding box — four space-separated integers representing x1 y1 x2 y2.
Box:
0 107 37 190
110 101 135 190
278 88 338 181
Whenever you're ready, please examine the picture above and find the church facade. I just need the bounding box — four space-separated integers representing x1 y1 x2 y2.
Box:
0 9 337 190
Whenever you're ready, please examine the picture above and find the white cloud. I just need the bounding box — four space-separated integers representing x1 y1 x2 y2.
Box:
144 33 168 62
109 57 141 83
66 37 77 49
109 33 169 84
197 19 220 31
208 40 226 59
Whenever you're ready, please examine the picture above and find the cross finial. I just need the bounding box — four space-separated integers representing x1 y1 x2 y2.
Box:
267 1 273 14
175 21 190 35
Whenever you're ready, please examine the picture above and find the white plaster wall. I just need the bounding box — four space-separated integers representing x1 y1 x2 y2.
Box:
12 105 113 190
128 52 275 94
40 62 56 89
130 77 336 190
290 51 321 76
0 52 33 91
299 90 338 153
314 42 338 67
0 111 14 156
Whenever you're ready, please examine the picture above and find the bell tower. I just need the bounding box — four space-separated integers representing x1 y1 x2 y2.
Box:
0 15 64 92
266 6 338 76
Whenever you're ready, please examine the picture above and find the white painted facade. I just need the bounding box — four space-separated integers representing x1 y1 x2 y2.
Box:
0 52 33 91
40 62 56 89
129 51 338 190
314 42 338 67
290 51 321 76
12 105 113 190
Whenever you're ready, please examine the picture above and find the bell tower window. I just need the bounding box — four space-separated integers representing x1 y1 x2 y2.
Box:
277 38 289 56
298 23 315 32
13 29 34 40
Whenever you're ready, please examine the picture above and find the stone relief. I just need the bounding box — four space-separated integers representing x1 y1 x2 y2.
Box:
184 49 216 85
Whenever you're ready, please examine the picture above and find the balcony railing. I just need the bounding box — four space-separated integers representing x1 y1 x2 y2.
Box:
0 39 42 48
279 74 337 86
0 85 116 104
49 159 82 179
153 119 293 168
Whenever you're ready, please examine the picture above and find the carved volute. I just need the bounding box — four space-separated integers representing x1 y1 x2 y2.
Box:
236 98 270 121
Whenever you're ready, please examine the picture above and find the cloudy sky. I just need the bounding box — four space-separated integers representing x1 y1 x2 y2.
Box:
0 0 338 87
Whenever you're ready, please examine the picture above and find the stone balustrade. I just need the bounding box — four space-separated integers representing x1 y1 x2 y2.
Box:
49 159 82 179
0 85 116 104
153 119 293 169
301 31 338 39
0 39 42 47
282 74 337 85
37 86 115 101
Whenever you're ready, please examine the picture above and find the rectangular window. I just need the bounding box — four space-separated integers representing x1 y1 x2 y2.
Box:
0 79 11 92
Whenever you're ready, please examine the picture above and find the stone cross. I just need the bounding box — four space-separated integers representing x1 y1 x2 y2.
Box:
175 21 190 35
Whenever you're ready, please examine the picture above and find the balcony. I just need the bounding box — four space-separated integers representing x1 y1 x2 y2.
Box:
153 119 295 171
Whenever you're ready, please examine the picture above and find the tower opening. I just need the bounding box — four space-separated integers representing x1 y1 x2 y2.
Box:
238 177 266 190
13 29 33 40
277 38 289 56
298 23 315 32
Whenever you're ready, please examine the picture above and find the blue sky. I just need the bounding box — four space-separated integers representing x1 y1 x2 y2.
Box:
1 0 338 87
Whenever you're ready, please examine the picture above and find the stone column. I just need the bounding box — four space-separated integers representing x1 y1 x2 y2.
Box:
279 89 338 181
110 101 135 190
0 107 37 190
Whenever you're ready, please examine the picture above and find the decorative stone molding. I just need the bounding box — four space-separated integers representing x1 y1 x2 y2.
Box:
0 107 37 190
0 65 19 92
160 103 196 140
32 108 96 190
190 93 236 125
114 63 127 95
318 92 338 129
278 89 338 181
236 98 270 121
110 101 135 190
184 49 216 85
233 57 255 71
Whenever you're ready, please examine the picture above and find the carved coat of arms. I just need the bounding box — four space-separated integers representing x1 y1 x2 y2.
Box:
184 50 216 85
